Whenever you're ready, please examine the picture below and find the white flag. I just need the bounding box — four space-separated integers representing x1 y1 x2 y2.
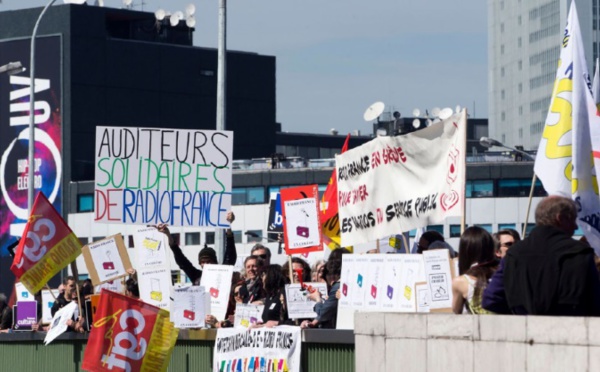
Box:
534 2 600 254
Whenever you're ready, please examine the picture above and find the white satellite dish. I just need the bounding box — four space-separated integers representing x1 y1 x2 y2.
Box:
155 9 166 21
186 16 196 28
455 105 462 113
170 13 181 26
426 119 433 127
363 101 385 122
123 0 132 6
174 11 184 19
412 119 420 128
438 107 453 120
431 107 441 117
412 108 421 117
186 3 196 16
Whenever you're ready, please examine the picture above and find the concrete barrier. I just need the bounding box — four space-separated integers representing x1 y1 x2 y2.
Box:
354 312 600 372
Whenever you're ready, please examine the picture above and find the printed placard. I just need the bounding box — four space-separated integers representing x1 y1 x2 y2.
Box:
15 282 33 302
94 126 233 227
41 289 59 324
233 303 264 328
14 301 37 331
138 267 173 310
133 226 169 268
172 285 206 328
415 281 431 313
200 264 233 320
45 301 77 345
82 234 132 285
280 185 323 254
423 249 455 312
94 279 124 294
285 283 328 319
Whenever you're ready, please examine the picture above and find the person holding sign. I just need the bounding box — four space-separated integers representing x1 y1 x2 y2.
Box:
157 211 237 285
254 264 289 328
301 259 341 329
451 227 498 314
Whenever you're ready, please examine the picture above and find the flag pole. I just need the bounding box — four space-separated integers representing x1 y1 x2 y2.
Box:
460 109 468 234
522 173 537 238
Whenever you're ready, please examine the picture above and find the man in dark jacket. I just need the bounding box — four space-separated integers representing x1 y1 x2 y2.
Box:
157 211 237 285
483 196 600 315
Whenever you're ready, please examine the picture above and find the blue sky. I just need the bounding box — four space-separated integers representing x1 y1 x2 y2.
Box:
6 0 488 135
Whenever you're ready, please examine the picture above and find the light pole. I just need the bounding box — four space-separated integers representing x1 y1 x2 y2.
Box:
215 0 227 260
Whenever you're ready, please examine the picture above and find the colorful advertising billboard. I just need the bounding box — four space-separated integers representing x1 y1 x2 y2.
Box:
0 36 62 258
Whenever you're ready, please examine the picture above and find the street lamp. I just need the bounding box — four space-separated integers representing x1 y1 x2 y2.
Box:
479 136 535 160
0 62 25 75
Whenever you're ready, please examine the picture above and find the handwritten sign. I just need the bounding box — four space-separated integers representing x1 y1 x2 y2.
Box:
233 303 264 328
172 285 207 328
336 111 466 246
138 267 173 310
82 234 132 285
94 126 233 227
423 249 455 312
280 185 323 255
133 226 169 268
200 264 233 320
284 283 328 319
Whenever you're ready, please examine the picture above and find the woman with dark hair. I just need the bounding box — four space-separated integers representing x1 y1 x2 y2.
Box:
301 259 342 329
452 226 498 314
282 257 311 284
258 264 289 327
125 278 140 299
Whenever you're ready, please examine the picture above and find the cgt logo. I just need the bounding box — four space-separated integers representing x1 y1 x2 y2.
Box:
15 217 56 269
95 309 148 371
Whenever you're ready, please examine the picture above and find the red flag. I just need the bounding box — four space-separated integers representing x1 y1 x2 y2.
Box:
320 134 350 222
82 290 179 372
11 192 81 294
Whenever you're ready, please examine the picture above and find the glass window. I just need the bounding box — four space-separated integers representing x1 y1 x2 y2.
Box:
231 188 246 205
475 224 493 233
471 180 494 197
498 223 517 232
79 237 89 245
427 225 444 235
233 231 243 244
449 225 462 238
78 194 94 212
205 232 215 245
498 178 546 197
185 232 200 246
408 229 417 238
247 187 265 204
247 230 263 243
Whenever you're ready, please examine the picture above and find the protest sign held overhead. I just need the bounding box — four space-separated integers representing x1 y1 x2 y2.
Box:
133 226 170 269
336 111 466 247
214 325 301 372
82 234 132 286
280 185 323 255
82 289 179 372
11 192 82 294
95 126 233 227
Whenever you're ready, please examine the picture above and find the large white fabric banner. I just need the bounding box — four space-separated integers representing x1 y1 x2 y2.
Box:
213 325 301 372
95 126 233 227
336 111 466 246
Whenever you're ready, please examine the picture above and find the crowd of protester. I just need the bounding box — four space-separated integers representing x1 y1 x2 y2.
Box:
2 195 599 335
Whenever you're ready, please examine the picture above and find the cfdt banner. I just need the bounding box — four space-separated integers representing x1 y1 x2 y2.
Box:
0 36 62 257
95 127 233 227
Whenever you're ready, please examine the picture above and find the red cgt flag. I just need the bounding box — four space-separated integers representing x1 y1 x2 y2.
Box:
11 192 81 294
83 289 179 372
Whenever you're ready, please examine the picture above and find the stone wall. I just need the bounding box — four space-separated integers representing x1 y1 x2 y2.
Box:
354 312 600 372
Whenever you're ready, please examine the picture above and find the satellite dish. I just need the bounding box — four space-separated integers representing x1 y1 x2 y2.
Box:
170 13 181 26
155 9 166 21
455 105 462 113
363 101 385 122
123 0 132 6
186 16 196 28
412 108 421 117
412 119 420 128
174 11 184 19
186 3 196 16
438 108 453 120
393 111 401 119
426 119 433 127
431 107 441 117
432 118 441 124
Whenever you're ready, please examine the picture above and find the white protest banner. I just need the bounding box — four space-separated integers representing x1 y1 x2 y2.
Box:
133 226 170 268
82 234 133 285
200 264 233 320
423 249 455 312
15 282 33 302
95 126 234 227
45 301 77 345
41 289 60 324
336 110 466 246
233 303 264 328
138 267 173 310
415 281 431 313
284 283 328 319
172 285 206 328
214 325 301 372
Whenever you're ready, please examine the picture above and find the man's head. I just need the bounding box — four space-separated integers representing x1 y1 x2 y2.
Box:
63 276 76 299
535 196 578 236
251 243 271 266
493 229 521 258
198 245 218 268
418 231 445 254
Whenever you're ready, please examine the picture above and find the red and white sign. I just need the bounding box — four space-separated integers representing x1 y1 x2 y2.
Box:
280 185 323 255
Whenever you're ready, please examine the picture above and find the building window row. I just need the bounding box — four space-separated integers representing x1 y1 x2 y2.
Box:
530 72 555 89
530 96 551 112
467 178 546 198
529 1 559 21
530 121 545 135
529 24 561 44
529 46 560 66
